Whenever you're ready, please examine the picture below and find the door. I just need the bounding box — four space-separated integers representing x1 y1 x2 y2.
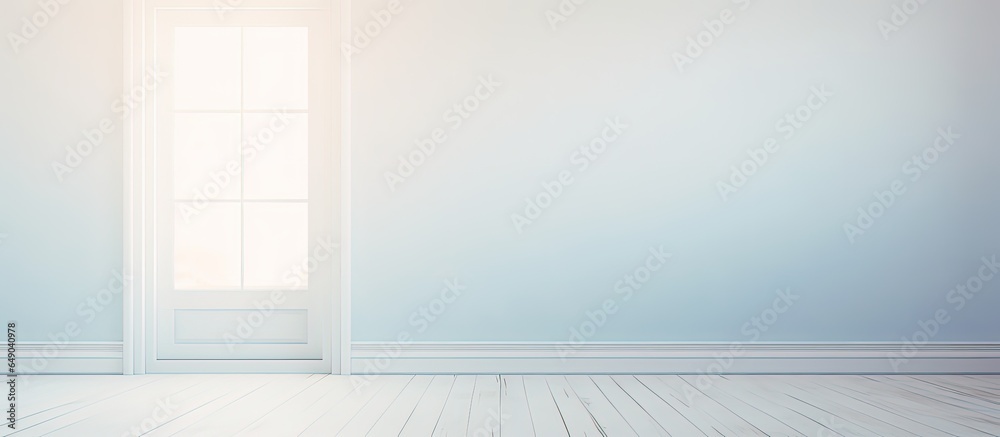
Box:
144 2 339 373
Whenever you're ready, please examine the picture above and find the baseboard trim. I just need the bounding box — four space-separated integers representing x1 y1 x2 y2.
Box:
13 342 123 375
10 341 999 375
351 342 1000 374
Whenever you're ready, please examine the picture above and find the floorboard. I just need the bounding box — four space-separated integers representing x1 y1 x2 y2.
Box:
366 375 434 436
235 375 351 436
11 374 164 435
829 375 992 435
566 375 636 436
590 375 669 436
547 375 604 436
466 375 502 436
761 376 917 436
677 375 802 436
398 375 455 437
523 375 570 436
335 375 414 436
144 374 287 436
498 375 534 437
299 375 408 436
6 374 998 436
432 375 476 437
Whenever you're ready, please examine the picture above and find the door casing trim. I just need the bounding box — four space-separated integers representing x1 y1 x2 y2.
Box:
123 0 349 375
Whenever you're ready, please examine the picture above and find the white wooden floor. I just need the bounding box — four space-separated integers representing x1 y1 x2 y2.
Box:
7 374 1000 436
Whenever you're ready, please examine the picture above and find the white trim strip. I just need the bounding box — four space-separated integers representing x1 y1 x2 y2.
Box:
14 342 124 375
122 0 135 376
338 0 352 376
351 342 1000 374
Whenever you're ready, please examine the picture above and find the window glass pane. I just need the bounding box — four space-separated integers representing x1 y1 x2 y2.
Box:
243 113 309 200
173 27 241 110
243 27 309 110
174 202 242 290
173 113 242 201
243 202 309 289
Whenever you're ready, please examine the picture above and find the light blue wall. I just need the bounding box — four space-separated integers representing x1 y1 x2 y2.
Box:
1 1 998 345
0 1 124 342
350 0 1000 342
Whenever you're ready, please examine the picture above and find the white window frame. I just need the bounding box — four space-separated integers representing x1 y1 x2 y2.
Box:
122 0 351 375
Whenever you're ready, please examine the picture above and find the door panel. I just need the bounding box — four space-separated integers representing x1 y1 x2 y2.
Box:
146 6 338 372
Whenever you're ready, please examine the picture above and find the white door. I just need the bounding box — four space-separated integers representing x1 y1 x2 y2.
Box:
145 3 339 373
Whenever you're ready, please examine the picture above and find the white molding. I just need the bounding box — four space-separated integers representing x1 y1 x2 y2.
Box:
338 0 352 376
351 342 1000 374
14 342 123 375
123 0 135 377
122 0 133 376
124 0 345 375
123 0 151 376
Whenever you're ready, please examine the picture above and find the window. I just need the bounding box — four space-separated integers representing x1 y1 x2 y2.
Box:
169 26 312 291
